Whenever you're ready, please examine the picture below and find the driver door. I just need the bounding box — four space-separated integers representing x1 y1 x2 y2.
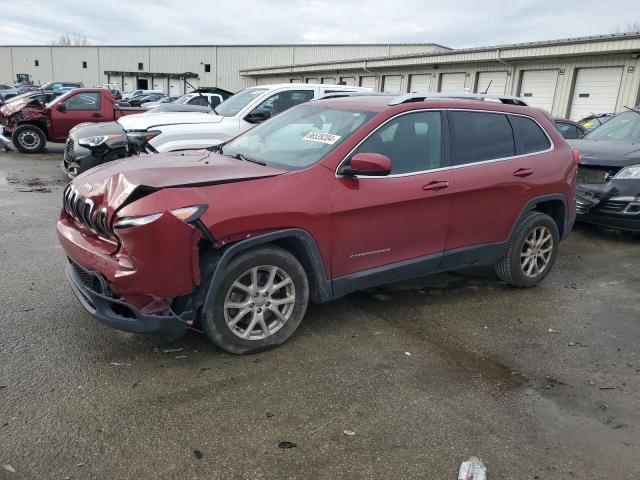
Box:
50 92 102 140
330 110 453 290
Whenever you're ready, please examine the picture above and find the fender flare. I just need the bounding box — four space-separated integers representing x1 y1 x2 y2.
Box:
510 193 573 241
202 228 332 313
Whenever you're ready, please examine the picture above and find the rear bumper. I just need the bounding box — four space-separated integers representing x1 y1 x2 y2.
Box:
65 258 189 337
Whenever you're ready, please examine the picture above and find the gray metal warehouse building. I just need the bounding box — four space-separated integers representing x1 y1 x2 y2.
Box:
2 32 640 120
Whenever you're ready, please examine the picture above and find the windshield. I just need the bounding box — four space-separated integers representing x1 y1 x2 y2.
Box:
215 87 268 117
584 111 640 142
221 104 375 170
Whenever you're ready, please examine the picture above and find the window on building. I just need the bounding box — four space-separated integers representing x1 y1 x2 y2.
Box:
450 111 516 165
34 60 39 67
138 62 144 71
352 111 443 174
509 115 551 154
204 64 211 73
82 61 87 69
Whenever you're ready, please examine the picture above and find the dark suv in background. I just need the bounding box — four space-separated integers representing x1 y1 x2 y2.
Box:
57 93 577 354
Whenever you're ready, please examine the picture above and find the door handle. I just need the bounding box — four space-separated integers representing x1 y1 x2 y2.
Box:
513 168 534 177
422 180 449 191
91 113 103 118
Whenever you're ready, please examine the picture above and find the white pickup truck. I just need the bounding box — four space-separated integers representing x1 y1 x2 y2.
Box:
118 83 371 154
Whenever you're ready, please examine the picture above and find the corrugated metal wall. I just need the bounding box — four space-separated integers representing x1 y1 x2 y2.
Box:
0 44 445 92
252 54 640 118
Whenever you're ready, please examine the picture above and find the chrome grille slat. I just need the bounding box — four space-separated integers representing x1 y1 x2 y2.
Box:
62 184 112 237
64 137 75 166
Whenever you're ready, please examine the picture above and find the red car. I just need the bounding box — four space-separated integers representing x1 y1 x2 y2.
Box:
57 93 577 354
0 88 144 153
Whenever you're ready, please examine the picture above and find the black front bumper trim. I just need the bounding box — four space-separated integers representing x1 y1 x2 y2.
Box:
65 258 189 337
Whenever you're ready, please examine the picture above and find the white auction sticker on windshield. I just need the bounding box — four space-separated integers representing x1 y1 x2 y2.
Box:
303 132 341 145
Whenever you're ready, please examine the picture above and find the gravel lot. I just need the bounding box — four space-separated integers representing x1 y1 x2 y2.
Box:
1 146 639 479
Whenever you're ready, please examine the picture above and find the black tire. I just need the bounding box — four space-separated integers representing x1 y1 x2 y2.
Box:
12 124 46 153
203 246 309 354
495 211 559 288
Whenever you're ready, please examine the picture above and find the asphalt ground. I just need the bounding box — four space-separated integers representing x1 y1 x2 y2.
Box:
1 146 639 479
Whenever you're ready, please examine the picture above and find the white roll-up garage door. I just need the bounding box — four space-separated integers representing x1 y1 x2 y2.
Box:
409 74 431 92
439 73 466 92
360 76 376 90
340 77 356 86
306 78 319 84
382 75 402 93
321 77 336 84
169 78 181 96
476 71 508 94
122 76 135 93
569 67 623 121
519 70 559 112
107 75 122 90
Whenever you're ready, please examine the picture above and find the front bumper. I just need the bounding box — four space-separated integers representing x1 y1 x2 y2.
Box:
65 257 189 337
0 126 12 149
576 182 640 232
577 212 640 232
62 134 127 178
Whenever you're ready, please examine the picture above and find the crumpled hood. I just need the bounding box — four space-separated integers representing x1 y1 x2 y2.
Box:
72 150 286 211
117 111 223 131
568 139 640 168
0 97 48 118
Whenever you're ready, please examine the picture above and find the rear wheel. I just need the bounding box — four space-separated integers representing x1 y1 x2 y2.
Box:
12 124 46 153
495 211 559 288
203 246 309 354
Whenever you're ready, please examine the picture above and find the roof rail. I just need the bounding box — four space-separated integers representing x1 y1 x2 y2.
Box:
314 91 394 101
388 92 529 106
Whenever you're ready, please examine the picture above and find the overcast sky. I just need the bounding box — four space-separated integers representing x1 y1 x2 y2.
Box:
1 0 638 48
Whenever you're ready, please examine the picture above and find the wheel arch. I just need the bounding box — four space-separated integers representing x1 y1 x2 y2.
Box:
202 229 332 314
15 120 50 140
511 194 571 241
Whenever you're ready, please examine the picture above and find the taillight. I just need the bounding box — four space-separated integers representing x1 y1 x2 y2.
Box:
572 149 580 166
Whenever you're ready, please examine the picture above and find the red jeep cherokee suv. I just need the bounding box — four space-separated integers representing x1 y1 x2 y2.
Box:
57 93 577 354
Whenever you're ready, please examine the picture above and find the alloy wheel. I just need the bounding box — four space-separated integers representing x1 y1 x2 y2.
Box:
520 226 553 278
223 265 296 340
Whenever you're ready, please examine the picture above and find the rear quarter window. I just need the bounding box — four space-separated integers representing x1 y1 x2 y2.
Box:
510 115 551 154
450 111 516 165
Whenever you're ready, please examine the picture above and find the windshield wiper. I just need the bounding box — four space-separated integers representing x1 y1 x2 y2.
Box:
207 142 225 153
232 153 267 165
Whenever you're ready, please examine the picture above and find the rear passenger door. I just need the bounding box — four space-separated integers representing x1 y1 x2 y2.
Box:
444 110 552 255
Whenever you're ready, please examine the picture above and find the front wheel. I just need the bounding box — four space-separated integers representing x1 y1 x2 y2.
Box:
12 124 46 153
202 246 309 354
495 211 559 288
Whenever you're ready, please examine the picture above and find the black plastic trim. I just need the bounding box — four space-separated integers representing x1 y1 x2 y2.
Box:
202 229 332 312
65 258 188 337
509 193 572 241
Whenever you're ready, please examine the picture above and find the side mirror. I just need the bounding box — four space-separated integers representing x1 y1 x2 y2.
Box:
341 152 392 176
244 108 271 124
56 102 66 112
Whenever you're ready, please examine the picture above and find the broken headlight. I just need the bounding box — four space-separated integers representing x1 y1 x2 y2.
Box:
114 205 207 229
614 165 640 180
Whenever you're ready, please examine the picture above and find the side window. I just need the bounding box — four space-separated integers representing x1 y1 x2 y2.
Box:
351 111 443 174
450 111 515 165
189 96 209 106
64 92 101 111
255 90 315 115
210 96 221 107
510 115 551 154
555 122 583 140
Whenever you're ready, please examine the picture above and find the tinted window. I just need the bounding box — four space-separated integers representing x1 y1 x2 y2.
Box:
255 90 315 116
352 111 443 174
510 115 551 153
188 96 209 106
450 111 515 165
65 92 100 111
555 122 582 140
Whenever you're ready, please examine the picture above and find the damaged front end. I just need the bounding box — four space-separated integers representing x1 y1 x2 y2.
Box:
575 165 640 231
0 99 50 137
57 182 214 337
